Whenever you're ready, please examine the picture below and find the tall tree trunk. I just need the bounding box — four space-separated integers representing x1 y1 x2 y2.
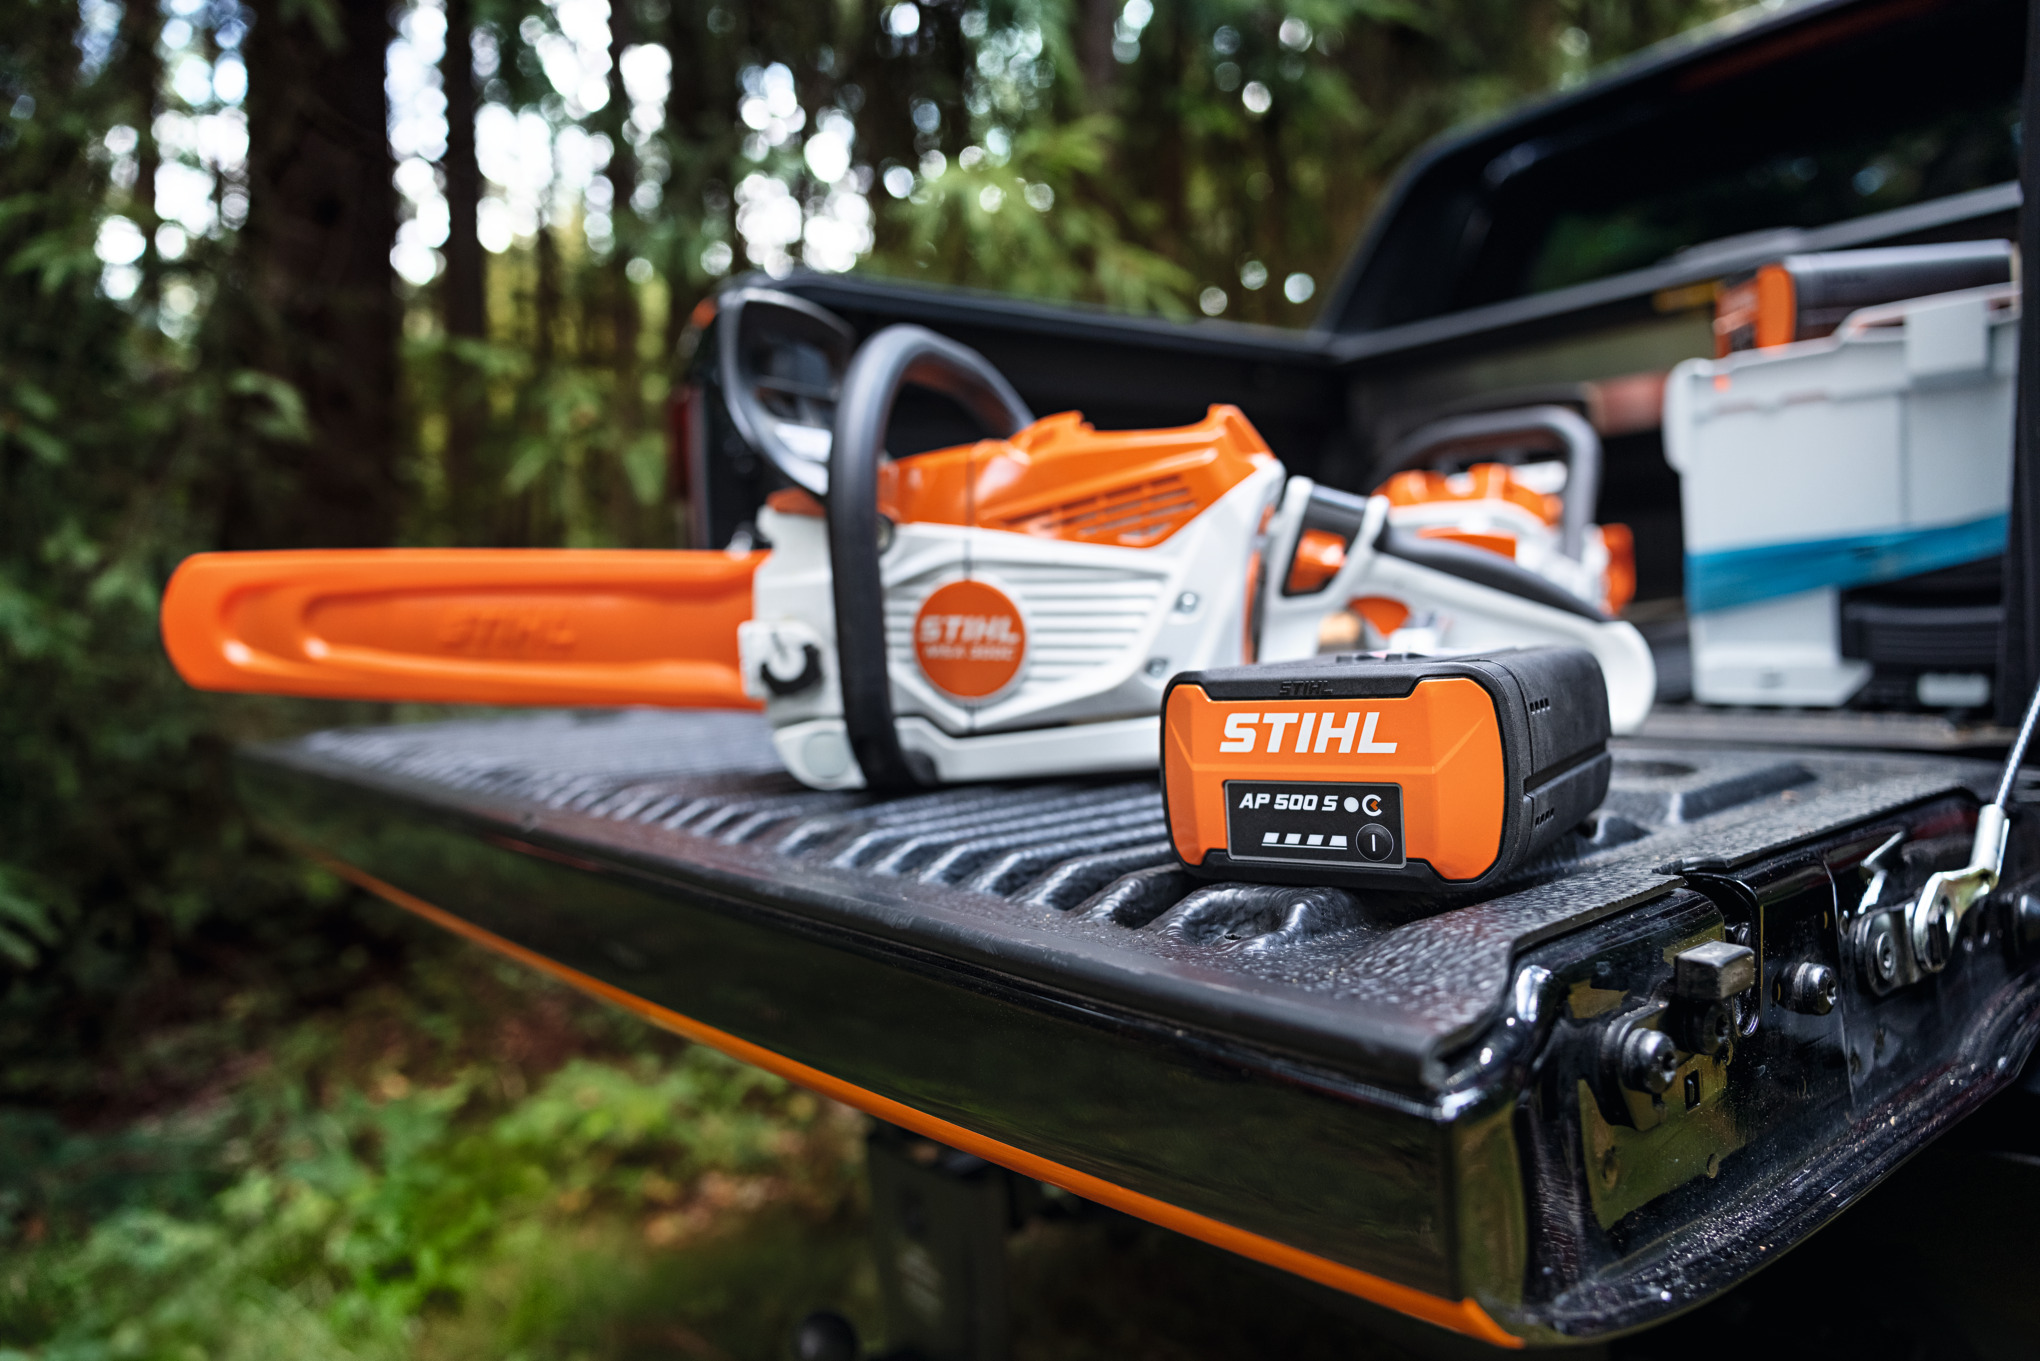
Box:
1263 106 1290 323
440 0 486 538
604 0 641 378
440 0 484 342
235 0 399 550
661 0 723 364
1153 7 1187 269
1077 0 1118 108
117 0 162 306
535 222 560 369
599 0 643 537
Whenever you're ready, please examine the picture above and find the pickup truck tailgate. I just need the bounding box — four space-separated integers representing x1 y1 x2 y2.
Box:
241 710 2040 1345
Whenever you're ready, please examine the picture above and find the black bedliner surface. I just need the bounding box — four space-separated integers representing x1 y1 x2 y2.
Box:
253 709 1991 1090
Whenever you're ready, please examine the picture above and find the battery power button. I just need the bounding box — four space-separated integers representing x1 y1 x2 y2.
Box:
1356 823 1396 862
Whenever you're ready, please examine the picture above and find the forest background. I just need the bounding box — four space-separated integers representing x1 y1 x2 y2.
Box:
0 0 1734 1355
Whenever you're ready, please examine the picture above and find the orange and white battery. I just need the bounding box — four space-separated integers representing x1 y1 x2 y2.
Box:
1161 648 1612 894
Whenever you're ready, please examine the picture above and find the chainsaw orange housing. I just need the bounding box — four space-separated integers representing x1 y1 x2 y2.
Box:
1162 677 1506 881
1379 463 1562 527
1284 528 1349 593
878 405 1276 548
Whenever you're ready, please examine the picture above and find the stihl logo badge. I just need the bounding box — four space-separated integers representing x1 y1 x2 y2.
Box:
1216 710 1398 755
436 606 576 656
920 614 1020 649
915 578 1027 701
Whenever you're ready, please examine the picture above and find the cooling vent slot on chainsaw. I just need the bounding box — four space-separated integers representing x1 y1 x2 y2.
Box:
996 475 1202 547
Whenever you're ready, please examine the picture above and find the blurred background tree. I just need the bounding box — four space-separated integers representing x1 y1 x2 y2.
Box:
0 0 1737 1349
385 0 1743 549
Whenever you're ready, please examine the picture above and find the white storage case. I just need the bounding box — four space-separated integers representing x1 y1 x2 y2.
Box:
1663 284 2017 707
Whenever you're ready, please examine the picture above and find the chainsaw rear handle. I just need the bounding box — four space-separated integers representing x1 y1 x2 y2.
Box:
717 286 856 498
160 549 765 708
1382 405 1602 560
828 324 1035 791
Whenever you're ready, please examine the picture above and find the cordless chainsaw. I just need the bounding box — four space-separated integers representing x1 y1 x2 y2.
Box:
161 292 1653 792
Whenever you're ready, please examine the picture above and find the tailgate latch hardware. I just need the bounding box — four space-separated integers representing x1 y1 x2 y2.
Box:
1909 803 2009 973
1671 940 1755 1053
1617 1025 1680 1096
1908 674 2039 973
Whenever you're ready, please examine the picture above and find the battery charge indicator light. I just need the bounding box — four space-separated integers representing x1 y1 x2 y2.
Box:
1226 780 1403 868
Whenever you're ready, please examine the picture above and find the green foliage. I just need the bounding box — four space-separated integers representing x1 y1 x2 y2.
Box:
872 116 1198 315
405 327 672 549
0 0 390 1102
0 943 870 1360
402 0 1740 553
830 0 1746 322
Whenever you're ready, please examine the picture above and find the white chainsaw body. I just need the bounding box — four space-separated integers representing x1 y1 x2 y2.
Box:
739 460 1285 790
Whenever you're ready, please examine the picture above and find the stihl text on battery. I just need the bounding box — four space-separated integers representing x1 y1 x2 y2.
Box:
1216 710 1399 755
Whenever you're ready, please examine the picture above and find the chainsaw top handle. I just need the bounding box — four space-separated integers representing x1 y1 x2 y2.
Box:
827 325 1035 791
1381 404 1602 561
